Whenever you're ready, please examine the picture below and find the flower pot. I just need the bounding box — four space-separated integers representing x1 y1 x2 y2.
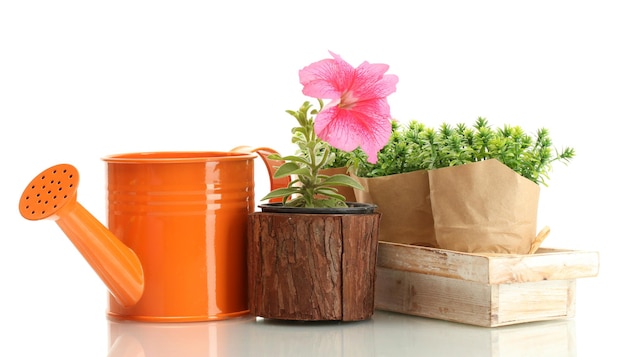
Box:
247 203 381 321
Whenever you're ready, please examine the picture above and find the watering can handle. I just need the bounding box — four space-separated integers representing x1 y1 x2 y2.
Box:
230 146 290 203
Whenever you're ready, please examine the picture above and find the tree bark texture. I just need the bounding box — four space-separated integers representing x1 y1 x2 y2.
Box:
248 212 381 321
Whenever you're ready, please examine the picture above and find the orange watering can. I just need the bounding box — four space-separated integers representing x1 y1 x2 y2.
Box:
18 149 287 322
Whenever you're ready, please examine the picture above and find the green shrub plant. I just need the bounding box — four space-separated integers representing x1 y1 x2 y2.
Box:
340 117 575 186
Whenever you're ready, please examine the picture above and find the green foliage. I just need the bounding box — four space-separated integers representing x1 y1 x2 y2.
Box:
261 100 364 208
323 145 354 169
343 117 575 186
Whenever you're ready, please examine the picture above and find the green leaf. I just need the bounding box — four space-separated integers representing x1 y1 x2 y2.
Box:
266 153 283 160
315 188 346 201
274 162 307 178
279 155 311 165
322 174 364 190
310 197 348 208
260 187 300 201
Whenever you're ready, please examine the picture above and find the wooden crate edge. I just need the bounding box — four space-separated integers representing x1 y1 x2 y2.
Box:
377 241 600 284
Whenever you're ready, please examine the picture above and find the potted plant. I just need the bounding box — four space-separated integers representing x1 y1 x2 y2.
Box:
344 117 574 254
317 145 358 202
247 51 398 321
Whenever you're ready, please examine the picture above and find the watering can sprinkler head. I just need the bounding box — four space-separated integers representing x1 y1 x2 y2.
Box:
19 163 79 221
18 163 145 308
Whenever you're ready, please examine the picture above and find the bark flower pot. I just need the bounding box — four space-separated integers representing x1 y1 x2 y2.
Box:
248 203 381 321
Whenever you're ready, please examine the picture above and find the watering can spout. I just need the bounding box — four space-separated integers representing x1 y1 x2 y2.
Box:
18 164 144 308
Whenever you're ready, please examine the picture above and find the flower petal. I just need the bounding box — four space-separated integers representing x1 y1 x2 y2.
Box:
314 98 392 164
302 51 398 164
299 52 355 100
351 61 399 100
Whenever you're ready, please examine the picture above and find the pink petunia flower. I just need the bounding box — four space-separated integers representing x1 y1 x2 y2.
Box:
299 51 399 164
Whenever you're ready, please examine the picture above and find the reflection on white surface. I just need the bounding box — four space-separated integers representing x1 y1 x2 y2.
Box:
108 316 256 357
107 311 576 357
371 312 576 357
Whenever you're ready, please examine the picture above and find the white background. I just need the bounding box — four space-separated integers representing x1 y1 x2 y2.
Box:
1 1 624 355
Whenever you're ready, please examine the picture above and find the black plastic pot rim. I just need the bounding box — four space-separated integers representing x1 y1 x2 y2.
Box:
257 202 377 214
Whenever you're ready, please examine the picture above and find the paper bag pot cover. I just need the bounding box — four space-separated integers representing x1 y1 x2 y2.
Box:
352 170 436 248
428 159 540 254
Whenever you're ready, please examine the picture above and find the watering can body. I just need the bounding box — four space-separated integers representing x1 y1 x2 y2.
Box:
19 150 286 322
104 151 254 321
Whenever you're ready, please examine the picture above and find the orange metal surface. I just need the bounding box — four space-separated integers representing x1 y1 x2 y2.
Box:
103 151 255 322
19 164 144 308
19 151 260 322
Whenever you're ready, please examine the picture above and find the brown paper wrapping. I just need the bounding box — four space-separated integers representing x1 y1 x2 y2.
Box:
428 159 540 254
352 170 437 247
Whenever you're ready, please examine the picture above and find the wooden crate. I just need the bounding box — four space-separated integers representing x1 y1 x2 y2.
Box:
375 241 599 327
